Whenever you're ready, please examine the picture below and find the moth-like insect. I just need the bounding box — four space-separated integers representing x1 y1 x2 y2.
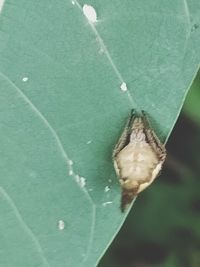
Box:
113 109 166 212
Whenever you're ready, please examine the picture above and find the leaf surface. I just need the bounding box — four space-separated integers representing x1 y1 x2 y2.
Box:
0 0 200 266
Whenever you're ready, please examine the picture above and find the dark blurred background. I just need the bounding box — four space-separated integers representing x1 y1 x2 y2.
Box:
99 72 200 267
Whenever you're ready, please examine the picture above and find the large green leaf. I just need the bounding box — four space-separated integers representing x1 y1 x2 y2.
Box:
0 0 199 266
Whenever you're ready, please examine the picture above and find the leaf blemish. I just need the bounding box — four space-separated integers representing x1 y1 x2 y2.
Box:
102 201 113 206
22 77 29 82
191 23 199 32
120 82 128 92
58 220 65 230
69 170 73 176
75 175 86 187
83 4 97 23
68 160 74 176
104 186 110 192
68 159 73 165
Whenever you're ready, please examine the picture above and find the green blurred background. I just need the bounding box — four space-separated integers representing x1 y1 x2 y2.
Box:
99 72 200 267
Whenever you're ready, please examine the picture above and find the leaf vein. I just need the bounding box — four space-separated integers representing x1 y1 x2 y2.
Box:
0 71 95 204
72 0 138 108
0 186 51 267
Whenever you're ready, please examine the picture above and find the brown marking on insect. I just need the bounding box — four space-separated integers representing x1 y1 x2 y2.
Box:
113 109 166 212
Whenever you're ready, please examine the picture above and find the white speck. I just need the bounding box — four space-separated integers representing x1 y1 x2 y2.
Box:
83 4 97 23
120 82 127 92
86 140 92 145
75 175 86 188
71 0 75 4
99 47 104 54
22 77 28 82
68 160 73 165
104 186 110 192
102 201 113 206
58 220 65 230
108 179 112 183
0 0 5 12
88 188 93 191
69 170 73 176
79 177 86 187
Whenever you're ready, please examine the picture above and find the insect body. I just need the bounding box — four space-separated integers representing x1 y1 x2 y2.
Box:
113 110 166 212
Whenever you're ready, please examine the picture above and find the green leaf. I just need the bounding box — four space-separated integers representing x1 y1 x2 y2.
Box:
0 0 199 266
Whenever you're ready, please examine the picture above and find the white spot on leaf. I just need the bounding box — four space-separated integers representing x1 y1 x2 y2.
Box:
102 201 113 206
83 4 97 23
68 160 73 165
0 0 5 12
71 0 75 5
104 186 110 192
69 170 73 176
75 175 86 188
22 77 28 82
58 220 65 230
120 82 127 92
79 177 86 187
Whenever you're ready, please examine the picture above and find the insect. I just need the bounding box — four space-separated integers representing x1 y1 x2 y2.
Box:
113 109 166 212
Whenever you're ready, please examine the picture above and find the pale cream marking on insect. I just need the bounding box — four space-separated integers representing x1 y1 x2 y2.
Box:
135 166 142 176
104 186 110 192
58 220 65 230
22 77 29 82
137 153 145 161
151 162 162 180
114 160 120 176
113 110 166 211
116 141 159 183
102 201 113 206
138 182 151 193
137 162 162 193
131 133 145 142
